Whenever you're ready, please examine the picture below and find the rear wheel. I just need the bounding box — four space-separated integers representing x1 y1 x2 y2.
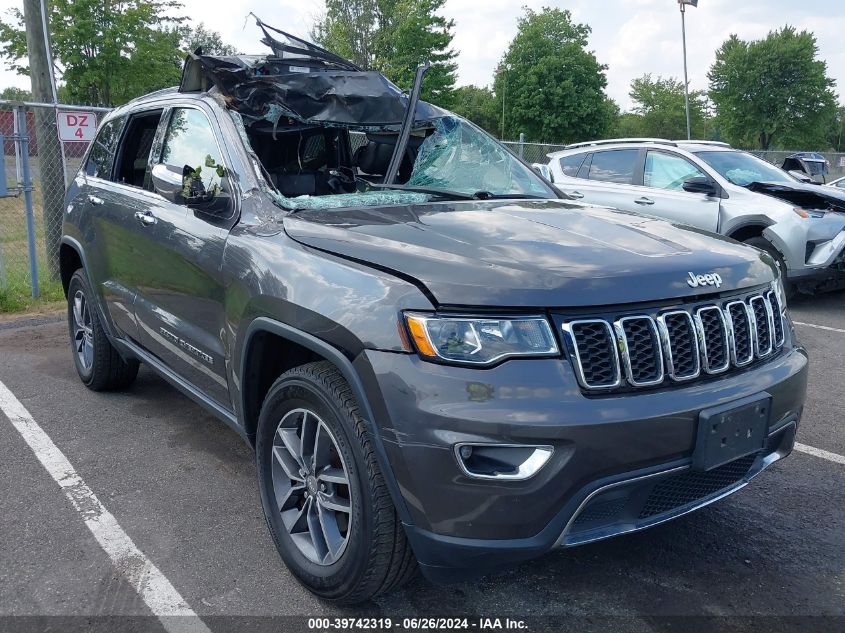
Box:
67 269 139 391
256 361 417 603
743 237 796 299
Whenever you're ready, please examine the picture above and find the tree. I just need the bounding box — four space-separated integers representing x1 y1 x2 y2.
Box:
450 85 499 134
708 27 837 150
628 74 706 139
0 0 185 106
493 7 614 143
314 0 458 107
0 86 31 102
182 23 236 56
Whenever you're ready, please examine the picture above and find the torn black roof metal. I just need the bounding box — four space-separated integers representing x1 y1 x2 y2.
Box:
179 16 446 130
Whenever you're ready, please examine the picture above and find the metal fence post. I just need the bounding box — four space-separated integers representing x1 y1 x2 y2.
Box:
15 106 40 299
519 133 525 159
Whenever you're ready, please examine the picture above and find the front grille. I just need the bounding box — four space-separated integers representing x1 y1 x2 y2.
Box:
638 454 757 519
561 286 786 391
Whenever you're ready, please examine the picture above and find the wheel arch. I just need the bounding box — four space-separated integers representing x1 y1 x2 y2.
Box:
238 317 413 525
727 223 769 244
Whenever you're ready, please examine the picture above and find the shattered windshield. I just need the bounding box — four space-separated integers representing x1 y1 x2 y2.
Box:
232 111 556 211
404 117 554 197
696 151 796 187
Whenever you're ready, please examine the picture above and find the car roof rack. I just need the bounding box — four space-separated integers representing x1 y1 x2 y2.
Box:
675 140 733 148
562 138 677 150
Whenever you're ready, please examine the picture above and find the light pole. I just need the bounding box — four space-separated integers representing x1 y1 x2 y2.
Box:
678 0 698 140
501 63 511 140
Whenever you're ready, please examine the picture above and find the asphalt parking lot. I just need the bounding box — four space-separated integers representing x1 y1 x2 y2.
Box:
0 292 843 633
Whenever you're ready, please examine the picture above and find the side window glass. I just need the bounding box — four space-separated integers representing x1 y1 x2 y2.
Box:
159 108 226 201
588 150 638 185
645 152 705 190
85 117 124 178
559 153 586 178
576 153 593 179
114 111 162 188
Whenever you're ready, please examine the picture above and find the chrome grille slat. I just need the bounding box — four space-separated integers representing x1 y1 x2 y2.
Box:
725 301 754 367
656 311 700 381
766 290 785 348
562 286 787 392
614 316 664 387
749 296 773 357
563 320 622 390
695 306 731 374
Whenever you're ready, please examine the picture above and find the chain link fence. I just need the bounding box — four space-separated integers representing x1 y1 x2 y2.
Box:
1 102 108 310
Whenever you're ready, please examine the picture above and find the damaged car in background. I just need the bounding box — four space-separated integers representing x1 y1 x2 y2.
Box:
547 139 845 295
60 20 808 603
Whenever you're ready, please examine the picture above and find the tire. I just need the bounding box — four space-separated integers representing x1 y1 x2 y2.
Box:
256 361 417 603
743 237 796 299
67 268 139 391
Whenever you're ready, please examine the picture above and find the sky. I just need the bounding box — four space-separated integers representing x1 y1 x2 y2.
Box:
1 0 844 110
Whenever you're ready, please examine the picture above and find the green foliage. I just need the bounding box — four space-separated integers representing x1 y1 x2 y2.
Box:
628 74 707 140
450 85 499 134
0 0 187 106
493 7 614 143
0 86 30 101
182 22 236 56
708 27 838 150
314 0 457 107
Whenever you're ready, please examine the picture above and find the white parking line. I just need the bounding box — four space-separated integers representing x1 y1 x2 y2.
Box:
0 380 211 633
795 442 845 466
793 321 845 334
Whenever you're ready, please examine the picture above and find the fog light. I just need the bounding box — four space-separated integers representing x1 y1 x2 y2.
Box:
454 443 553 481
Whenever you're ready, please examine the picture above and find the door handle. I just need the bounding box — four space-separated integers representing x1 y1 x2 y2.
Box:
87 195 104 206
568 191 584 200
134 210 157 227
635 197 655 206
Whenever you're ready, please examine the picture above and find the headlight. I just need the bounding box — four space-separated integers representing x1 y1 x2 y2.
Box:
404 313 559 365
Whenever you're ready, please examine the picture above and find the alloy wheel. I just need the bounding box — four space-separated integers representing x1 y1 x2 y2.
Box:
271 408 353 565
72 289 94 371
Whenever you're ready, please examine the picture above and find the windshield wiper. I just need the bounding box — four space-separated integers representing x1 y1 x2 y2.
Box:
370 184 547 201
369 184 478 200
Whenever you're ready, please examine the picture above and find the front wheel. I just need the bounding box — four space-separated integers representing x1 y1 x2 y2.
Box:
256 361 417 603
67 268 139 391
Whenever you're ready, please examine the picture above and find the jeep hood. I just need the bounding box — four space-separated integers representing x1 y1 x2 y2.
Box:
283 200 775 308
747 180 845 213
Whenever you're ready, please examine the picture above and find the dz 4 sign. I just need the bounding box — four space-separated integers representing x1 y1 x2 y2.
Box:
56 110 97 142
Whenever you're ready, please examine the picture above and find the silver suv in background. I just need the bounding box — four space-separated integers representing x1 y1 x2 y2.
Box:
546 139 845 294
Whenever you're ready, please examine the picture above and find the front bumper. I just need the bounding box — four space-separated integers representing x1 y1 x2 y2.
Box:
360 342 808 583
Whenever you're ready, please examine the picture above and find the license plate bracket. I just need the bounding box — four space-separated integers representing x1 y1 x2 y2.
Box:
693 393 771 471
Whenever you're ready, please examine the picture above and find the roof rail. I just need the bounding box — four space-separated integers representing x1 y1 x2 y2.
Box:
563 138 677 150
675 140 733 148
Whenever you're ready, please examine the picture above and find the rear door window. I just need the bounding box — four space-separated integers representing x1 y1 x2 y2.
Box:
114 110 163 189
559 153 587 178
85 117 125 179
587 150 639 185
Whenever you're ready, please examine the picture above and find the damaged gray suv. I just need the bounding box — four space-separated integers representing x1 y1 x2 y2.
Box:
60 20 808 603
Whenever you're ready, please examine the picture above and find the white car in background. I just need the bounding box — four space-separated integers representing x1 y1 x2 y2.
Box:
546 139 845 294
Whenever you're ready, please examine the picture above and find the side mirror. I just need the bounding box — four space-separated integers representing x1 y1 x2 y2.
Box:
682 176 718 196
150 163 183 201
188 190 234 218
